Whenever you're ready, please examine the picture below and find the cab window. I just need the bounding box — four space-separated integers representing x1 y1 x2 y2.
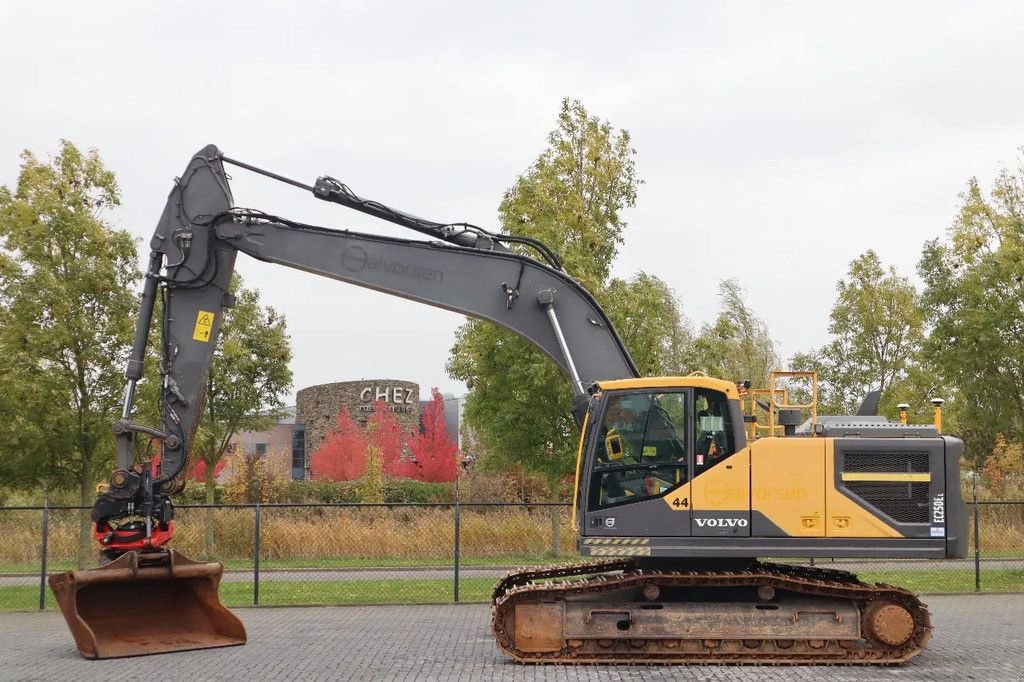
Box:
694 388 735 470
590 392 688 510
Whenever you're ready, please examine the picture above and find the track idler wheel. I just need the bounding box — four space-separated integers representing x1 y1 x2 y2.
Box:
864 601 916 647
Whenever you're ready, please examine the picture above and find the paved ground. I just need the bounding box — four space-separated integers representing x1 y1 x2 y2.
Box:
1 594 1020 681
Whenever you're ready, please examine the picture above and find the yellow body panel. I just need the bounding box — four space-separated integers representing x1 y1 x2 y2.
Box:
825 440 902 538
841 472 931 483
597 377 739 399
570 410 590 532
688 449 750 511
750 438 825 536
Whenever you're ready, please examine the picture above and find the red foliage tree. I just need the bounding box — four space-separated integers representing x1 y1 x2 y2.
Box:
366 400 414 478
189 457 227 483
310 406 368 481
407 388 459 482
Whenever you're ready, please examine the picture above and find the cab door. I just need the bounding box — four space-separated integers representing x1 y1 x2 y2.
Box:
581 390 692 538
689 388 751 537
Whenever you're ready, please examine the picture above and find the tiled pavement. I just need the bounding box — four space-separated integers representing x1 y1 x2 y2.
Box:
1 594 1020 681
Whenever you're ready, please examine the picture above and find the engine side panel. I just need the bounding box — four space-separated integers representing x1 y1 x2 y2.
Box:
750 438 827 537
828 438 943 540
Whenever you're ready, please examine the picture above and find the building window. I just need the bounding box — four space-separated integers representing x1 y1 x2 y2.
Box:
291 426 306 481
254 443 267 456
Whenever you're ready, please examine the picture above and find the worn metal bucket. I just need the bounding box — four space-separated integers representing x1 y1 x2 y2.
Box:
49 550 246 659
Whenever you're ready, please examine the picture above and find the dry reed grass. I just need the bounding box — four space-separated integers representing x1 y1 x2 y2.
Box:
1 503 1021 566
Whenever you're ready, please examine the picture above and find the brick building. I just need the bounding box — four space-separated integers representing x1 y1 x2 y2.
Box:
226 380 461 481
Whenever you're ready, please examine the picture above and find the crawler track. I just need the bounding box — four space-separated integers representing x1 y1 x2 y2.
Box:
491 559 931 665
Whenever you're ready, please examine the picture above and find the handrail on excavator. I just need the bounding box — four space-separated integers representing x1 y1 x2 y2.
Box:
744 387 789 440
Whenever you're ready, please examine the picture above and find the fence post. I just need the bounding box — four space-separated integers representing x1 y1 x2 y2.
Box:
39 486 49 610
453 500 460 603
254 502 261 606
972 476 980 592
549 505 561 557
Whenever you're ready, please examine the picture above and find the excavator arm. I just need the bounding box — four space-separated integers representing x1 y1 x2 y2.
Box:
96 144 639 550
51 144 640 659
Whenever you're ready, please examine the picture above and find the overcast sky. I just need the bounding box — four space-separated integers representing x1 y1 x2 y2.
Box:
2 2 1022 403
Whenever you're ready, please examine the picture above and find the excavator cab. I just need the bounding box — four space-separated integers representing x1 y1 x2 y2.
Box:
573 377 746 541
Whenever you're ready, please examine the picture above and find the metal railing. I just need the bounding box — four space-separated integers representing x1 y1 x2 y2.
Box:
0 498 1021 611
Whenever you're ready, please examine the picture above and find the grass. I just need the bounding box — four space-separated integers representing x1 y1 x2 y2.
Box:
856 568 1024 593
3 570 1022 613
8 551 1024 575
227 554 567 571
221 578 497 607
0 578 497 612
4 502 1021 571
0 506 578 569
0 554 568 574
0 585 56 611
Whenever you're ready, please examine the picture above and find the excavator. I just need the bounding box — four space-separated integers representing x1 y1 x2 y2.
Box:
50 145 968 664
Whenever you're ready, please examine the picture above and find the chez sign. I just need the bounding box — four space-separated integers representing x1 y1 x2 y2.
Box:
358 385 416 413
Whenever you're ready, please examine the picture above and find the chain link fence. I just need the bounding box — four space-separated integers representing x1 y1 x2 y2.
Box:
1 499 1021 611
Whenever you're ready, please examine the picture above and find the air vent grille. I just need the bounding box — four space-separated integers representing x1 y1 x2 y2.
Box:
844 482 930 524
843 451 930 473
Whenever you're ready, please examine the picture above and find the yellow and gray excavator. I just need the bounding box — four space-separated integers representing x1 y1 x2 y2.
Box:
51 146 967 663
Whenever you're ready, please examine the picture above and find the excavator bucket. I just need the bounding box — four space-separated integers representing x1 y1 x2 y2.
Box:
49 550 246 659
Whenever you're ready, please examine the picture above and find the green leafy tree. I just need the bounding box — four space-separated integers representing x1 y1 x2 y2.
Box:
690 279 779 386
874 361 951 426
448 98 658 490
0 141 138 566
190 275 292 557
0 350 18 486
919 151 1024 463
792 251 926 416
602 273 692 376
496 97 641 294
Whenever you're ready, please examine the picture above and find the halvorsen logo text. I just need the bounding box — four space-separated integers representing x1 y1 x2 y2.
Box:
694 517 748 528
341 245 443 283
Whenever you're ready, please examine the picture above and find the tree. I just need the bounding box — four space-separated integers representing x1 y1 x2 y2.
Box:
0 351 20 487
792 251 926 416
981 434 1024 498
407 388 459 483
366 400 407 479
223 448 287 504
0 141 138 566
189 457 226 483
496 97 641 294
602 273 692 377
690 279 779 386
189 275 292 557
919 152 1024 464
448 98 657 490
310 406 367 481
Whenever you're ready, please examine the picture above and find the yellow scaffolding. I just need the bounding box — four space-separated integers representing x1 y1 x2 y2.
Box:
743 371 819 440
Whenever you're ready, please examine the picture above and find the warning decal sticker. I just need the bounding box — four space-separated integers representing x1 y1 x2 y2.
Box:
193 310 215 342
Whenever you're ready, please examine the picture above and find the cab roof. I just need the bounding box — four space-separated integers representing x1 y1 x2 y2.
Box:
596 376 739 399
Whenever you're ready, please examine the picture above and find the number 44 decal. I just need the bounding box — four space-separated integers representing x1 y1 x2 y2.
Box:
671 496 689 508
